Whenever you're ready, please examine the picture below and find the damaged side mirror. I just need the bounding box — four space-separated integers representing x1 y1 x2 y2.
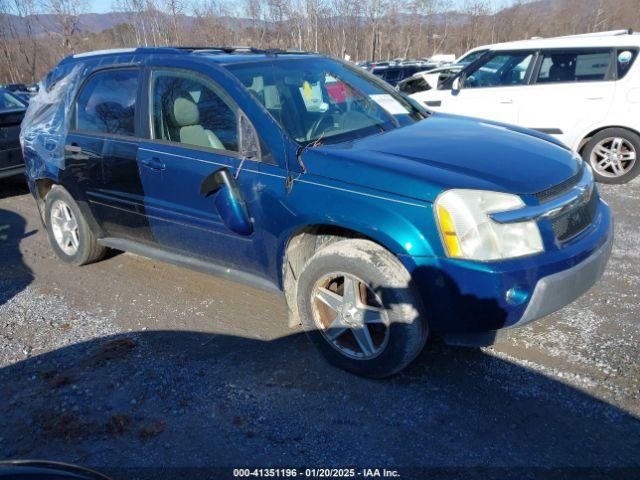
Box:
200 167 253 236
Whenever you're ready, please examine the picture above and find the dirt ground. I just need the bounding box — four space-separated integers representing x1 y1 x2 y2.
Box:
0 174 638 479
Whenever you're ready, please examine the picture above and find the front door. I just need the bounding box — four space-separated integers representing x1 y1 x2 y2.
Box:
137 67 276 275
439 50 537 125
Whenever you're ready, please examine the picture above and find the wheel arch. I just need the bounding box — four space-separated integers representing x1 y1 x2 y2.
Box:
279 221 430 327
576 125 640 153
33 176 104 237
31 176 58 223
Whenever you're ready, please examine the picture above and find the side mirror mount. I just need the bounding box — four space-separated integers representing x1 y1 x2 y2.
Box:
200 168 253 236
238 111 260 161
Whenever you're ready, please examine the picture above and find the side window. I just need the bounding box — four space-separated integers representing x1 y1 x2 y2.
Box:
536 50 611 83
151 70 238 152
75 69 138 136
617 49 638 79
464 51 534 88
1 91 26 110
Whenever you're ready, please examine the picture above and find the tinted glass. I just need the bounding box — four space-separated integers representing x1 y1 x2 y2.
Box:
0 90 26 110
457 49 487 65
228 58 425 145
76 69 138 135
464 51 534 88
536 50 611 83
384 69 402 82
617 49 638 79
151 70 238 151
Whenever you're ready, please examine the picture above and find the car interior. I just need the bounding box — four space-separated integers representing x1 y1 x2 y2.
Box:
153 74 238 151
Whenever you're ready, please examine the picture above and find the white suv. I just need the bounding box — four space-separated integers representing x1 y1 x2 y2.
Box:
411 31 640 183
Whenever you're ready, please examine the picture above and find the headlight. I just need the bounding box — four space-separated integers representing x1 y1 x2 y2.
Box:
435 189 544 261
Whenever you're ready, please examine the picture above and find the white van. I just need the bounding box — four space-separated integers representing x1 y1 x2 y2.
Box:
411 31 640 183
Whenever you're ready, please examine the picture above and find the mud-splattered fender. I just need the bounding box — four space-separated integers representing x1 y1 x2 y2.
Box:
272 174 442 286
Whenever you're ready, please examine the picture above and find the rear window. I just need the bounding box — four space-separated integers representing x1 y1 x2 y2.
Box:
75 69 138 136
617 49 638 79
383 69 402 82
536 50 611 83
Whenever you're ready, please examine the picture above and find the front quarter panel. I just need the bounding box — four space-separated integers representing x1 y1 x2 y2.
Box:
270 173 439 282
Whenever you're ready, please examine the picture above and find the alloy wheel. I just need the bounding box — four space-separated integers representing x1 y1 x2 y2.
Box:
50 199 80 256
311 272 390 360
590 137 636 178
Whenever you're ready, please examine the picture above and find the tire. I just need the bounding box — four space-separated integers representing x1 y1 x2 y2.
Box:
44 186 106 266
296 239 428 378
582 128 640 184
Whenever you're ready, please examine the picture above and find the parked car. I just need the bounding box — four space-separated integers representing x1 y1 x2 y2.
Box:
398 47 490 94
22 47 612 377
411 32 640 183
0 88 27 179
371 65 427 86
3 82 30 93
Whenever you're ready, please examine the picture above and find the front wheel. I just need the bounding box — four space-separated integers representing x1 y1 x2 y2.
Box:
296 239 428 378
583 128 640 184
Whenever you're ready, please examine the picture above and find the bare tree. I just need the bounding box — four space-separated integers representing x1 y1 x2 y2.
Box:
46 0 87 55
2 0 640 84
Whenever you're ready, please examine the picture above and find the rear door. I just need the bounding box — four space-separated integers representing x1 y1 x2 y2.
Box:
68 67 149 241
518 48 617 148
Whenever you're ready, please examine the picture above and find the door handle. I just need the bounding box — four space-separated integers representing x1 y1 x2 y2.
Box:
586 97 604 100
499 99 514 104
65 144 82 154
141 157 166 172
65 143 89 160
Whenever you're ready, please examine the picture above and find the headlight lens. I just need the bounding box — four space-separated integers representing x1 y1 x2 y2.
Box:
435 189 544 261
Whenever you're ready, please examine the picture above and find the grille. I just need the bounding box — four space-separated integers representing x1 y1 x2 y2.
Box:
535 165 583 202
551 190 598 242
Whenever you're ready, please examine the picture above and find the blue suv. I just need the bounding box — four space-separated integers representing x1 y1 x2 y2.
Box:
21 47 613 377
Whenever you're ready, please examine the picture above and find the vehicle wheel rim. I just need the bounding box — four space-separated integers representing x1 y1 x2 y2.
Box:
50 199 80 256
589 137 636 178
311 272 390 360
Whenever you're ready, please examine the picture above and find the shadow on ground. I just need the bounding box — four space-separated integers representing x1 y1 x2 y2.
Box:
0 329 638 478
0 205 34 308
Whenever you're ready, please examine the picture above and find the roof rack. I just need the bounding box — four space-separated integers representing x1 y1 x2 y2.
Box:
172 46 312 56
554 29 634 39
67 45 313 63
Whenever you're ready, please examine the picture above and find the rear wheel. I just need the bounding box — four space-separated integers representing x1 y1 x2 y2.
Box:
296 239 428 378
583 128 640 184
44 186 106 266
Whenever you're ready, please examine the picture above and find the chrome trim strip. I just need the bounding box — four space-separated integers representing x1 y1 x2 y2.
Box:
490 167 594 224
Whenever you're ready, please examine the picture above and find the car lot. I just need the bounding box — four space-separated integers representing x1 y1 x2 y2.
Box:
0 175 639 474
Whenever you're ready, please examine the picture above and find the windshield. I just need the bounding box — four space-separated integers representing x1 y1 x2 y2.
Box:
457 49 488 65
228 57 426 145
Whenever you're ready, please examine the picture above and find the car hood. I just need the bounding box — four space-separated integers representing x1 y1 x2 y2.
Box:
301 113 578 203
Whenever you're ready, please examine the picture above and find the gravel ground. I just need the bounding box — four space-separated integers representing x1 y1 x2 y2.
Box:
0 174 639 478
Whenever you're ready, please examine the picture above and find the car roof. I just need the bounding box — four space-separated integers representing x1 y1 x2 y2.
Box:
486 30 640 51
61 46 319 66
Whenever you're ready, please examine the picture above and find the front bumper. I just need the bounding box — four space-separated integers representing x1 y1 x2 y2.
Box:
402 199 613 335
512 231 612 328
